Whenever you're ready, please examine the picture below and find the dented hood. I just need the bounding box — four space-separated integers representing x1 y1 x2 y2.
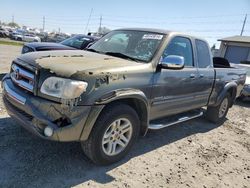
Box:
17 50 141 77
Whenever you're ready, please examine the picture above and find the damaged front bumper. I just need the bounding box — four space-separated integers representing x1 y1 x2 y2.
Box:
2 76 104 142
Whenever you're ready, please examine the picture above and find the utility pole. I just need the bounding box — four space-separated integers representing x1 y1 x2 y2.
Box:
240 14 247 36
84 8 93 34
12 14 14 23
42 16 45 31
98 15 102 34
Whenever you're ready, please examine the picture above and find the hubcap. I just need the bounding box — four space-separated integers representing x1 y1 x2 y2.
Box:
102 118 133 156
219 98 228 118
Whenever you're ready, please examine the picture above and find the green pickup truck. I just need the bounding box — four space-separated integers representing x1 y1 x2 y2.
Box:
2 28 246 165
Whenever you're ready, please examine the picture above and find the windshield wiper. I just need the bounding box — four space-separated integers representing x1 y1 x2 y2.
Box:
105 52 140 62
86 48 100 53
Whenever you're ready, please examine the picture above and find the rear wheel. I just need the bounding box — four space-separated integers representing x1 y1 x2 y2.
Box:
206 93 231 123
81 103 140 165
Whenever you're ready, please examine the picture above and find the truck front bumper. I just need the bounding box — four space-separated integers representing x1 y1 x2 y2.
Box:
2 77 104 142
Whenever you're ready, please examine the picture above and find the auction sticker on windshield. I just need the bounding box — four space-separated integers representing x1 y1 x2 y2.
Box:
142 34 163 40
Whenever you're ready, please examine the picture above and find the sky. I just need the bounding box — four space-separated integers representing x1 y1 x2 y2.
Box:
0 0 250 47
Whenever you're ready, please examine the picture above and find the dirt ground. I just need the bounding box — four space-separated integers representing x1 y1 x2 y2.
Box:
0 44 249 188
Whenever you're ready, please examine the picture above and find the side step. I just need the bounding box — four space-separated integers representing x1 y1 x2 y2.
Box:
148 110 203 130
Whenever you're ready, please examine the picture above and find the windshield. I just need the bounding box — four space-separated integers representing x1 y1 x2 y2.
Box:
89 30 164 62
61 35 92 49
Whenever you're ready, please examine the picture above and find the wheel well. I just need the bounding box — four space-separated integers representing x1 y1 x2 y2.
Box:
102 98 148 135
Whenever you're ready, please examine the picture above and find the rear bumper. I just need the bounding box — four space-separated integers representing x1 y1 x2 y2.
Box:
2 76 103 142
241 85 250 97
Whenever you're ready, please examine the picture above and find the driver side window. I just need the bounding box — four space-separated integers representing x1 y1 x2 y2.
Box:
163 36 194 67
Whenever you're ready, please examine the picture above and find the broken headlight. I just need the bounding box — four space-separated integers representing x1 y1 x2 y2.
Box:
40 77 88 99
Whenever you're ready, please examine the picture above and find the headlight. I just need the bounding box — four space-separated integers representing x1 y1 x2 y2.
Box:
40 77 88 99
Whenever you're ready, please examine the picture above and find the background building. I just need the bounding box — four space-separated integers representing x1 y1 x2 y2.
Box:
218 36 250 64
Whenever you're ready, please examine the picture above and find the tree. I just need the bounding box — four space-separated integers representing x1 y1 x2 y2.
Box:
98 26 111 35
8 22 19 28
211 44 216 51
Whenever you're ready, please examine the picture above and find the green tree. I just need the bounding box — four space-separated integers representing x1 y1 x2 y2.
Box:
98 27 111 35
8 22 19 28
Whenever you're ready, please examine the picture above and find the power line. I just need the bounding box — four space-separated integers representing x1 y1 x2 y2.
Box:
84 8 93 34
42 16 45 31
11 13 250 22
100 13 249 20
3 12 250 37
98 15 102 33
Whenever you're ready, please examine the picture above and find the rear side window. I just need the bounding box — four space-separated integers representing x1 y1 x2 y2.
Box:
196 40 211 68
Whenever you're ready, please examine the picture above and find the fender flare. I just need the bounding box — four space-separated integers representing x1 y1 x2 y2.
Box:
212 82 237 107
95 88 149 106
80 89 150 141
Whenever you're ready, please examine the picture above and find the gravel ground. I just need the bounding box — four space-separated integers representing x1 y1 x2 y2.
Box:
0 44 249 188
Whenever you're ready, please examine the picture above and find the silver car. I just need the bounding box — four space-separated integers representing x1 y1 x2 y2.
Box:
13 33 41 42
233 64 250 98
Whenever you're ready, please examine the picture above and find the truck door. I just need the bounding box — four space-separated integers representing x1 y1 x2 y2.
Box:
194 39 214 106
150 36 201 120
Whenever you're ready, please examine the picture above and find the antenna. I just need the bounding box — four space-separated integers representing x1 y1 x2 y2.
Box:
240 14 247 36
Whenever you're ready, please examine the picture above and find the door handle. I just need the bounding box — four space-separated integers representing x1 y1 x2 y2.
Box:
199 74 204 78
190 74 196 79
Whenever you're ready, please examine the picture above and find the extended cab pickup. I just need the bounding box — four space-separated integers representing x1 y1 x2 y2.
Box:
2 28 246 165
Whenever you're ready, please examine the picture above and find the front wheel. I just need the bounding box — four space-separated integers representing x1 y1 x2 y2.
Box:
81 103 140 165
206 93 231 123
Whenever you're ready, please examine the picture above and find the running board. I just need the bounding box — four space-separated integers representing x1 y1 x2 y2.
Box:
148 111 203 130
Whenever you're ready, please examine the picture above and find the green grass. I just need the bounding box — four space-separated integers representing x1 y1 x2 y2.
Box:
0 40 24 46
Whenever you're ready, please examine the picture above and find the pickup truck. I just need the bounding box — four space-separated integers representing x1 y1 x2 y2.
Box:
1 28 246 165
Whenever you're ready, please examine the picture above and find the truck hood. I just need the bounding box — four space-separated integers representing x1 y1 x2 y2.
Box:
17 50 143 77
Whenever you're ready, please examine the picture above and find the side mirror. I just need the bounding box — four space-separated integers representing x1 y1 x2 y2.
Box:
159 55 184 70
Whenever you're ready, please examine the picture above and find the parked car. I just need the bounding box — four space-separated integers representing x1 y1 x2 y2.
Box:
45 33 70 43
13 33 41 42
0 27 9 38
21 34 99 54
1 28 246 165
232 63 250 98
9 29 25 40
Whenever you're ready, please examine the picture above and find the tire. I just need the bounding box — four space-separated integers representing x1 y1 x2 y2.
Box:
81 103 140 165
17 37 22 41
206 93 231 123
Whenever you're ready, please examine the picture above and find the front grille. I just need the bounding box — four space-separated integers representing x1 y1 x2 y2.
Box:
3 96 33 121
10 63 35 93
